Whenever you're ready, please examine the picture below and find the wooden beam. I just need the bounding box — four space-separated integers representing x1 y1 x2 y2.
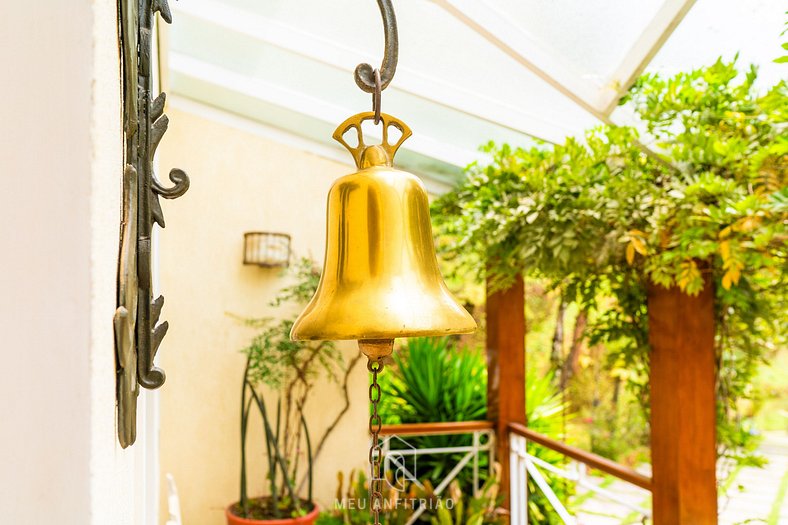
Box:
648 278 717 524
486 274 526 509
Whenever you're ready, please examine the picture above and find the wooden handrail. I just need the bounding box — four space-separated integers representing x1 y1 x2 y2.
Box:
508 422 652 491
378 420 494 436
375 421 651 491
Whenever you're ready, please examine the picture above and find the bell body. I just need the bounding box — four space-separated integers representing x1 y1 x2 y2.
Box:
291 112 476 342
291 153 475 341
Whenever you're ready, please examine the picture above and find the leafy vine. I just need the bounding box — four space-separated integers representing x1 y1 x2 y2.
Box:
433 59 786 468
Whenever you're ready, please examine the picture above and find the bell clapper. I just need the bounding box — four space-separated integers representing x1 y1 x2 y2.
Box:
361 339 393 525
358 339 394 361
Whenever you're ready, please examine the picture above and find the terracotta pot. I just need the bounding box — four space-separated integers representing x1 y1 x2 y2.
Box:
226 502 319 525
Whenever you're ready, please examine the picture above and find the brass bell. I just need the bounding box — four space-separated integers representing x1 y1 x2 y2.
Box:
290 112 476 358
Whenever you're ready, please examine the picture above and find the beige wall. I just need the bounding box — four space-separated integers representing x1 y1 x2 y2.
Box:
157 101 369 525
0 1 145 523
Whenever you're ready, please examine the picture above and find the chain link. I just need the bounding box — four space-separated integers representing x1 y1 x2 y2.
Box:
372 68 382 125
367 358 385 525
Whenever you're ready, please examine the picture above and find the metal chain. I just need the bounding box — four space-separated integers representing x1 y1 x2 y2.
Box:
372 68 382 125
368 358 384 525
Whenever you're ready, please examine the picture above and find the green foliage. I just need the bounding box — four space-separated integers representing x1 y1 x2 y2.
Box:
241 318 341 390
235 258 344 519
317 469 505 525
570 364 651 465
433 59 787 471
242 259 342 391
379 337 488 424
270 257 323 306
525 366 568 437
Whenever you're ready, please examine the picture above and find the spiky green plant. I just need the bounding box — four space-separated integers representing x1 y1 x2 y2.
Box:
378 337 488 491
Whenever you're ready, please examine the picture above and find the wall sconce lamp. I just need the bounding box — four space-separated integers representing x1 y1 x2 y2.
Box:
243 232 291 268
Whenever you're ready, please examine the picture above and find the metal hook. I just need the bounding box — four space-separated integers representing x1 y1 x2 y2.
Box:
354 0 398 94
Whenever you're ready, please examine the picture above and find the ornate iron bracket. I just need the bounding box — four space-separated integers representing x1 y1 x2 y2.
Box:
115 0 189 448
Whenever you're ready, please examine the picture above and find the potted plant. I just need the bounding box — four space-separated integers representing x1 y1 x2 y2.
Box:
227 259 349 525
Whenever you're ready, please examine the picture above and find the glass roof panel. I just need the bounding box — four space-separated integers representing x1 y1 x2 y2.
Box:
645 0 785 87
492 0 665 83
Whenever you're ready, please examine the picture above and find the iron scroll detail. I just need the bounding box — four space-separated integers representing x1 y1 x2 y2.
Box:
115 0 189 448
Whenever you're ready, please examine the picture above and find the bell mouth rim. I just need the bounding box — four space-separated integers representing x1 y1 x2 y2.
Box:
290 325 478 342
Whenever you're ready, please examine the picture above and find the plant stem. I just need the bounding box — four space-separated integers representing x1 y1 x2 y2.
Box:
250 388 300 514
258 384 277 513
272 397 281 500
240 356 251 515
300 412 313 504
296 352 362 494
281 342 323 493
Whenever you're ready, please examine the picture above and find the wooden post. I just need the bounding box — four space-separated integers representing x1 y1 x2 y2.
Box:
486 274 526 510
648 279 717 524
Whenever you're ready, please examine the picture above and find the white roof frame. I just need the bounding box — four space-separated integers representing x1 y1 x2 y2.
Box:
431 0 697 121
169 52 488 169
173 0 574 143
596 0 698 115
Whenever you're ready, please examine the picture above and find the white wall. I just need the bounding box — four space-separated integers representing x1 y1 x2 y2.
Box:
0 1 143 523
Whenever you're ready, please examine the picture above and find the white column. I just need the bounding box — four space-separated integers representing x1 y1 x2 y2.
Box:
0 1 145 524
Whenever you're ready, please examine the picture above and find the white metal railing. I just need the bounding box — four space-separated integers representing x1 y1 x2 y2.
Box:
376 422 495 525
509 432 652 525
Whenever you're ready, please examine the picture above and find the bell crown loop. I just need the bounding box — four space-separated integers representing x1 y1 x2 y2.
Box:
333 112 412 169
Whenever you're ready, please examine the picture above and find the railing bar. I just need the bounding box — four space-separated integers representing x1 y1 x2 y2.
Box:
379 421 494 436
526 460 577 525
508 423 652 491
386 454 426 491
518 449 527 525
525 453 579 480
510 435 525 525
473 431 480 497
523 453 651 515
382 445 481 456
575 478 652 517
404 503 426 525
434 451 475 494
